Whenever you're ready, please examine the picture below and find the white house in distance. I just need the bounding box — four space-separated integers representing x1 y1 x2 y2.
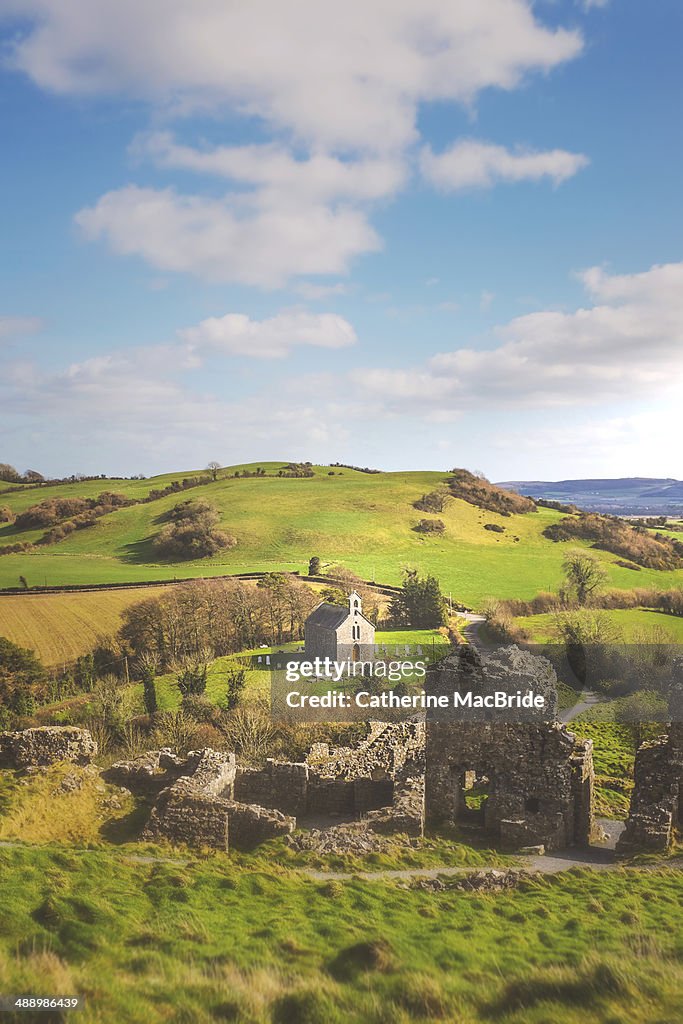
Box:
304 591 375 662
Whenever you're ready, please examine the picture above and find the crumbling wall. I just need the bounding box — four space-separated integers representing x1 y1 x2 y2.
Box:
235 760 309 817
365 771 425 837
139 748 294 851
617 668 683 855
234 758 395 818
0 726 96 768
313 721 425 780
424 647 595 851
616 731 683 854
144 792 231 850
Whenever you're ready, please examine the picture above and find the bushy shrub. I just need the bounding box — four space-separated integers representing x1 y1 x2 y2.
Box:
448 469 536 515
544 513 682 570
15 497 89 530
414 518 445 534
413 488 450 513
152 499 236 559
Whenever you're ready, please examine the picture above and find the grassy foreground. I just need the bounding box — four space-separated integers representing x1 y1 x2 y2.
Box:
0 845 681 1023
2 464 683 604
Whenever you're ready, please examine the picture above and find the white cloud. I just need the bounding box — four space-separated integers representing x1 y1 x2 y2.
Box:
131 133 406 202
480 290 495 311
179 311 357 359
0 316 44 341
350 260 683 410
3 3 589 289
102 134 398 286
0 347 352 471
492 407 680 479
2 1 583 152
75 185 381 288
420 139 589 191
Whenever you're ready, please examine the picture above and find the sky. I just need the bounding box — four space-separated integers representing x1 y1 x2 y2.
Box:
0 0 682 481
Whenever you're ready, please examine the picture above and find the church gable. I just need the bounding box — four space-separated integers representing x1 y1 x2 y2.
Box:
304 590 375 659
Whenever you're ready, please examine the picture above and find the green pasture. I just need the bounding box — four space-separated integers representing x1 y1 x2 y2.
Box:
2 463 682 606
0 844 682 1023
515 607 683 643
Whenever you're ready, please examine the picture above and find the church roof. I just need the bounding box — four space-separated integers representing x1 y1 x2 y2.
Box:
305 602 349 630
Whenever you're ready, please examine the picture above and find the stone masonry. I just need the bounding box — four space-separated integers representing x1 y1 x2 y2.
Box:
0 726 96 768
106 748 296 851
616 665 683 855
424 646 597 851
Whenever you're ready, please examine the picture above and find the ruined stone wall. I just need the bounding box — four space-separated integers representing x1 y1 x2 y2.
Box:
235 760 309 817
617 665 683 855
105 748 232 797
0 727 96 768
234 757 394 818
144 792 231 850
364 772 425 837
126 748 295 851
313 721 425 781
617 732 683 854
424 647 595 851
425 719 593 850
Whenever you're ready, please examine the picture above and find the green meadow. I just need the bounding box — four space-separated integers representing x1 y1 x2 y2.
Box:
515 608 683 644
0 844 682 1024
2 464 683 606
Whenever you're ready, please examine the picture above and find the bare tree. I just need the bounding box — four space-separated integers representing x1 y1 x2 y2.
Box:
207 461 221 481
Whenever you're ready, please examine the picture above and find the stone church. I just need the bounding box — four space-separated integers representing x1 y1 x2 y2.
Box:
304 591 375 661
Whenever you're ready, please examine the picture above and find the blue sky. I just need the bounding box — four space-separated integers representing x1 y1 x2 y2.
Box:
0 0 681 480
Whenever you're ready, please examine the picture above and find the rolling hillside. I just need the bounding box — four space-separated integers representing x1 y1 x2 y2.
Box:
1 463 683 607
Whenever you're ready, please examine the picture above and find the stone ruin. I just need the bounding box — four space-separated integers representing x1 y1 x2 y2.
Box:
617 665 683 855
0 726 97 768
105 748 294 851
101 646 598 853
424 646 598 852
104 719 425 851
6 645 683 855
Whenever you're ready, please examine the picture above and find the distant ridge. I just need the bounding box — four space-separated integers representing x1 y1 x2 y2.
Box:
496 477 683 515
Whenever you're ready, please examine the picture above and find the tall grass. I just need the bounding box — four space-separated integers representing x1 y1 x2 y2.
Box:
0 846 681 1023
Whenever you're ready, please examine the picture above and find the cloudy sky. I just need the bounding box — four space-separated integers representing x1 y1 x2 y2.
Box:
1 0 681 480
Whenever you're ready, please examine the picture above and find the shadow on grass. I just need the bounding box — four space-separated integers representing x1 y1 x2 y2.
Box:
119 534 162 564
100 801 151 844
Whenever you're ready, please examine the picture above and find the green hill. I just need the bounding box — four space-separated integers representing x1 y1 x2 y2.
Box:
1 463 683 606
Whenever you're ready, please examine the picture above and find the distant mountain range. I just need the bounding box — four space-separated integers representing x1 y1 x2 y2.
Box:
496 477 683 516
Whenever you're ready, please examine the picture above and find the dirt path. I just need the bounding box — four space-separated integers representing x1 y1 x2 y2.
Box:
560 690 603 723
3 818 680 881
459 613 487 649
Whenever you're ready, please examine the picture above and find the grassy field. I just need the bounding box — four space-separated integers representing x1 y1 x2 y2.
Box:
0 842 682 1023
2 463 682 605
0 587 170 667
514 608 683 644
